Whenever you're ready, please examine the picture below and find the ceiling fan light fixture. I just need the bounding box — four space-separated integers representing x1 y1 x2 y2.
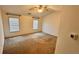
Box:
38 9 43 13
37 6 44 13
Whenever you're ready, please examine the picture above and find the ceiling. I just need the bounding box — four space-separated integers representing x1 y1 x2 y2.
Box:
1 5 56 17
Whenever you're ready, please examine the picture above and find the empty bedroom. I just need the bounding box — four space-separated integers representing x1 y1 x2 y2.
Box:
1 5 58 54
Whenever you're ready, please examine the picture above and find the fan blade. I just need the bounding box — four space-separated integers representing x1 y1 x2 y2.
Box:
39 5 43 9
44 5 49 11
44 5 48 9
29 7 37 10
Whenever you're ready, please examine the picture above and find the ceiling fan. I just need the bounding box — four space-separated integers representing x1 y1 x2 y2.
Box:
29 5 48 13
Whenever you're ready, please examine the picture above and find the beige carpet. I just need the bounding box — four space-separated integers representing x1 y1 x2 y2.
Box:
3 32 57 54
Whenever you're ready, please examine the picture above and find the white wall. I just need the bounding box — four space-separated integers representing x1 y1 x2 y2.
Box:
55 6 79 53
42 11 60 36
42 6 79 53
0 9 4 53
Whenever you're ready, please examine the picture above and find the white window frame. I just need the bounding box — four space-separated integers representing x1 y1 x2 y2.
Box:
8 17 20 32
33 19 39 30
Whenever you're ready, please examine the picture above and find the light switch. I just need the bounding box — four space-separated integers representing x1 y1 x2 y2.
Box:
70 33 78 40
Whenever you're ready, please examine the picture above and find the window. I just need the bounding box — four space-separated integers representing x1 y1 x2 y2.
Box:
33 19 39 30
9 17 20 32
